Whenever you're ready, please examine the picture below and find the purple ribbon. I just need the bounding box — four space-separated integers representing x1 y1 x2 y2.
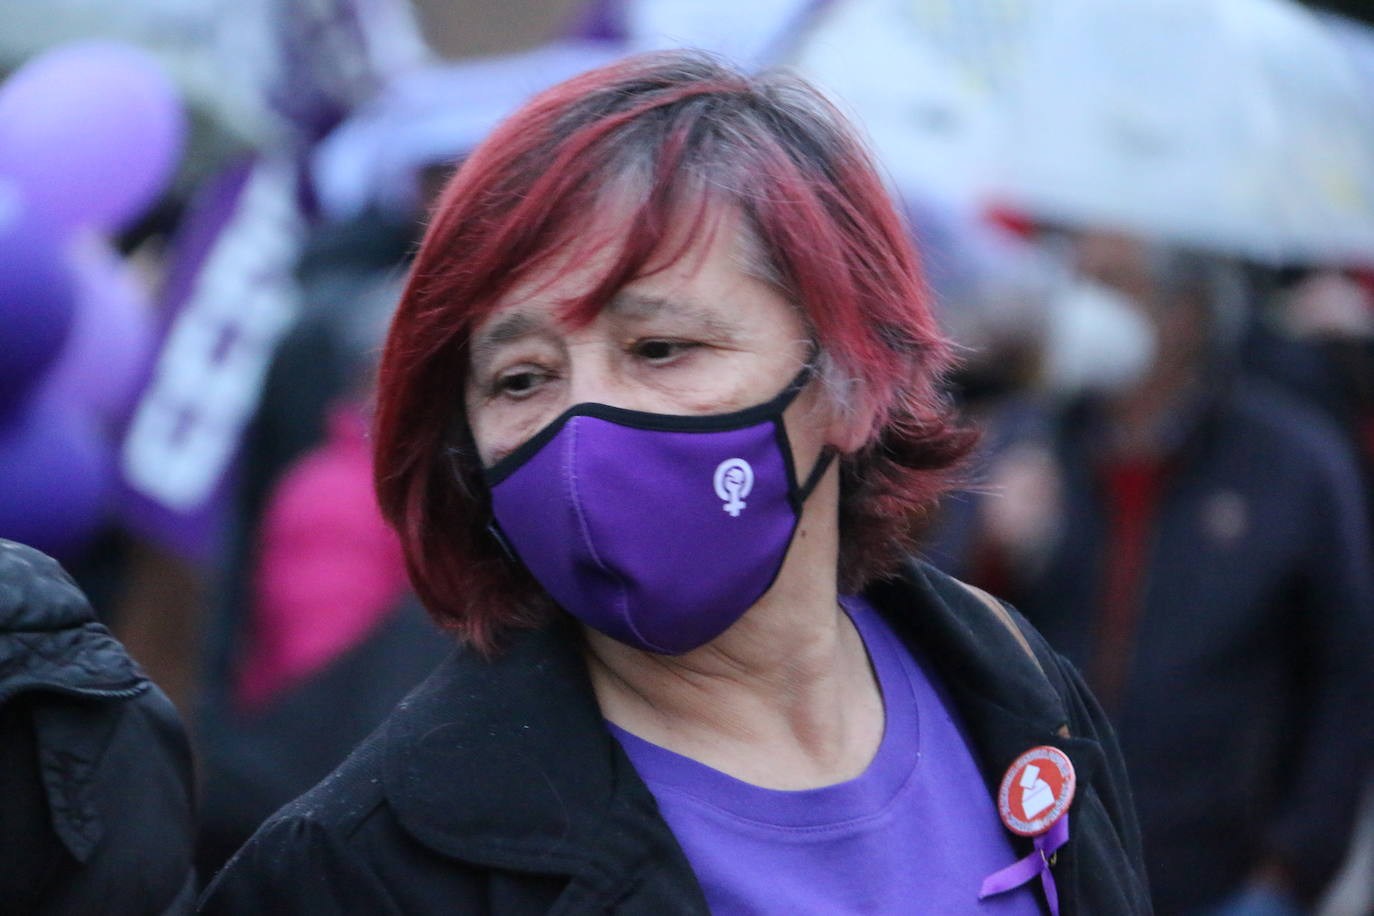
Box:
979 814 1070 915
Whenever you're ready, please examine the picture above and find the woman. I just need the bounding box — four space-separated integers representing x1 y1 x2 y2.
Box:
202 52 1150 915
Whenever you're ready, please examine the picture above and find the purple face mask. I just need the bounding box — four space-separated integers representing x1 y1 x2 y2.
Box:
484 367 833 654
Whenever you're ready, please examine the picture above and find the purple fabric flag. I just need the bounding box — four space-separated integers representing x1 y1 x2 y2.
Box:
115 157 305 563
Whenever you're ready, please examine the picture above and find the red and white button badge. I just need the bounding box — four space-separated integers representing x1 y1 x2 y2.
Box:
997 746 1076 837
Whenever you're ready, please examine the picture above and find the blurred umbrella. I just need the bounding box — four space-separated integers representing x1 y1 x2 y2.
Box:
313 2 836 221
998 0 1374 262
0 397 112 558
313 42 622 220
1323 12 1374 99
792 0 1037 212
794 0 1374 262
0 41 185 232
620 0 824 70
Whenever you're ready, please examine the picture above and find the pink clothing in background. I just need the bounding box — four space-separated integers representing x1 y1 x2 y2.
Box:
237 403 410 712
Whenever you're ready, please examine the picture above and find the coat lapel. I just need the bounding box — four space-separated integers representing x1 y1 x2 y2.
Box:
381 619 709 913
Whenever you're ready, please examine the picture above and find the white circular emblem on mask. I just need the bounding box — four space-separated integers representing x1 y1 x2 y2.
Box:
713 458 754 517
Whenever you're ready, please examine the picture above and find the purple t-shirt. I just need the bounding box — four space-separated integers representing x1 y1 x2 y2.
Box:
609 597 1043 914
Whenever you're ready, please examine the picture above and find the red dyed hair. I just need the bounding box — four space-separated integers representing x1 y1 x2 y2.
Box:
374 51 974 652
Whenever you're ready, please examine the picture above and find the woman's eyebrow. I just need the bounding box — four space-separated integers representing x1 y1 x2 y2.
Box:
607 291 741 337
469 311 546 371
471 293 743 373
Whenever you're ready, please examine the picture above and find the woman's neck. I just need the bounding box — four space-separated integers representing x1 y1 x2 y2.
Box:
582 471 885 789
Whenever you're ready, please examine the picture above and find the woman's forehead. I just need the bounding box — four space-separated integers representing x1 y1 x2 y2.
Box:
470 209 770 341
478 285 715 329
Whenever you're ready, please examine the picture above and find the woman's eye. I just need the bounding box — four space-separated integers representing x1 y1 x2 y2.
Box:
632 339 698 363
494 370 547 398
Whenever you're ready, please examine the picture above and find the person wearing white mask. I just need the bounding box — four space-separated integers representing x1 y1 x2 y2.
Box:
943 231 1374 916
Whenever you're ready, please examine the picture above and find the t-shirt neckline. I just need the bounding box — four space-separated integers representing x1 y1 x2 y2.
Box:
605 595 922 829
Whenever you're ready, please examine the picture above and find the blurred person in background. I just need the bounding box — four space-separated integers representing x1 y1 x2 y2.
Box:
1239 262 1374 916
193 218 450 876
1244 266 1374 532
938 230 1374 916
0 539 196 914
108 0 431 721
202 52 1151 914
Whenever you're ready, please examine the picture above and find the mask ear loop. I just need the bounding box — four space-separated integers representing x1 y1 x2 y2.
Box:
786 347 836 505
442 411 521 562
487 520 520 562
796 446 836 503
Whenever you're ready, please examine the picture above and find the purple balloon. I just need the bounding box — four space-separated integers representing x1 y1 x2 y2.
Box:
45 238 156 424
0 41 185 232
0 190 76 420
0 396 112 558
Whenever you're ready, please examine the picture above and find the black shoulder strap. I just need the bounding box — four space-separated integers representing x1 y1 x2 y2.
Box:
958 581 1074 738
957 581 1047 680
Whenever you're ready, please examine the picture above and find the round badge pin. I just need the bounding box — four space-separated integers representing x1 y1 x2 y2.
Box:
997 746 1076 837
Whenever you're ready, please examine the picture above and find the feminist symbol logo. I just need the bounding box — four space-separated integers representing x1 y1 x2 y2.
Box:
714 458 754 517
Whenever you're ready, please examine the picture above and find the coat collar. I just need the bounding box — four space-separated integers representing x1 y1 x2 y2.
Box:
381 561 1104 888
0 541 154 867
382 615 688 879
0 540 149 703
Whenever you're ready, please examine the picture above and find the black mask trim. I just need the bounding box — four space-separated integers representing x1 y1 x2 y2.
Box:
483 364 814 487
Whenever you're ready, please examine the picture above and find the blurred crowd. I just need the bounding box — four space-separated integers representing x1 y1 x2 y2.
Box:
1 1 1372 914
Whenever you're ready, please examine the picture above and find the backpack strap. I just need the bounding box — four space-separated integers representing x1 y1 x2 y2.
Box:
957 581 1046 680
958 581 1073 738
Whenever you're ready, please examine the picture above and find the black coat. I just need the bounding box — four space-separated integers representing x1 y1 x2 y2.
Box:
0 540 196 915
201 562 1152 914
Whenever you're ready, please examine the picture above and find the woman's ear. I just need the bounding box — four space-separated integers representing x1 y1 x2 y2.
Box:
827 403 877 454
814 365 879 455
